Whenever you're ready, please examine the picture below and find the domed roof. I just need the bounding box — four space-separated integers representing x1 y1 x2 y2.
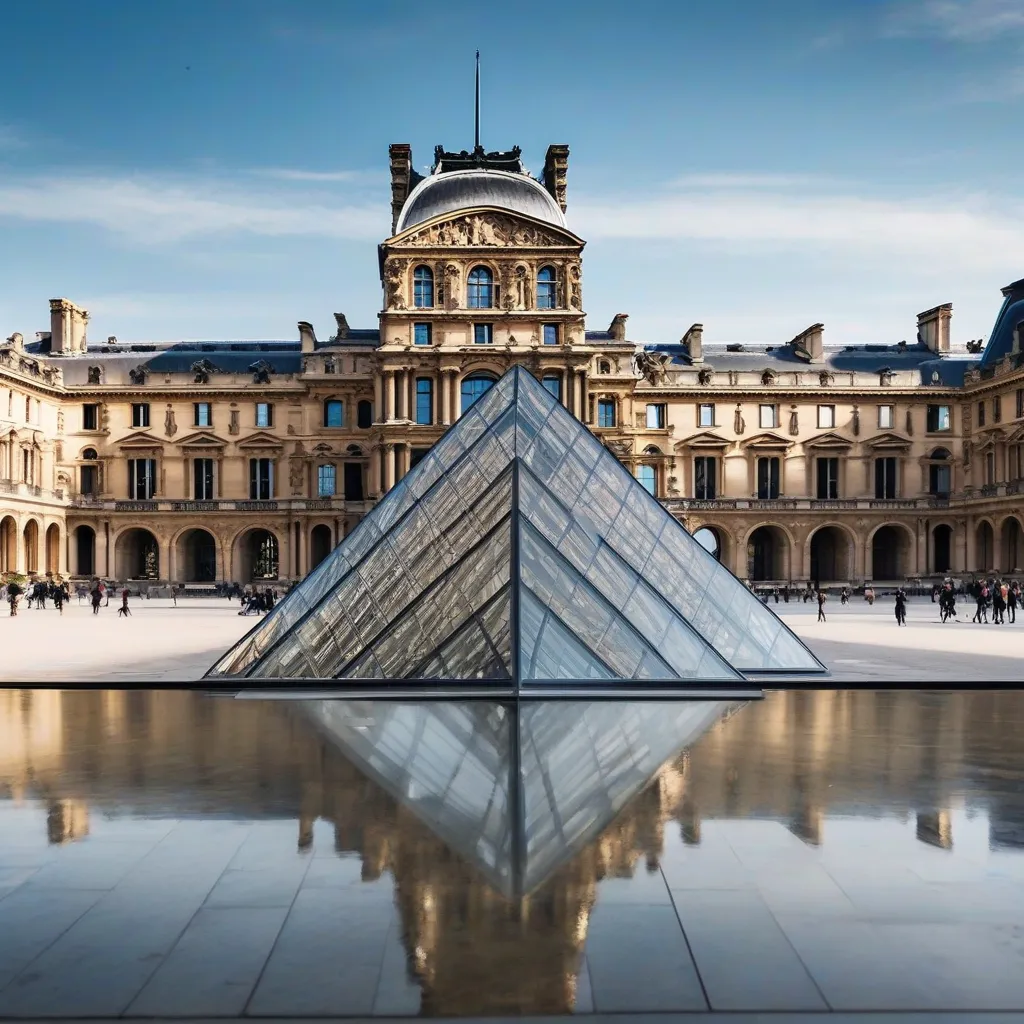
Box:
395 168 566 234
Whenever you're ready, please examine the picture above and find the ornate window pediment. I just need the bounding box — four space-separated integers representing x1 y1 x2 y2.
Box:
804 431 852 450
740 431 793 451
867 431 912 450
390 209 583 249
177 430 227 451
237 430 284 450
674 430 732 451
117 430 165 451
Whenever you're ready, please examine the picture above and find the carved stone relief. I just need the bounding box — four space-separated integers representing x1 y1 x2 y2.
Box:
500 262 516 310
568 263 582 310
129 366 148 385
289 460 304 495
56 410 64 433
443 264 460 311
852 405 860 436
789 405 799 436
229 407 239 435
87 366 102 385
164 405 177 437
406 213 567 248
514 264 531 309
384 258 409 310
761 369 777 386
734 404 746 434
697 368 713 386
905 407 914 435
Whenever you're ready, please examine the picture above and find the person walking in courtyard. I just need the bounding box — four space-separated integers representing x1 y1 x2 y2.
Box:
90 583 102 615
53 584 64 615
118 587 132 617
6 580 21 616
895 588 907 626
817 589 827 622
1010 583 1019 624
993 581 1007 625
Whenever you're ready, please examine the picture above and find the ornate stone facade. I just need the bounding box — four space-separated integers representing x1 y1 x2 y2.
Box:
2 140 1022 587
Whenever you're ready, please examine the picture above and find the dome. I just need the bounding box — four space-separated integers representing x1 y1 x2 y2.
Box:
395 168 566 234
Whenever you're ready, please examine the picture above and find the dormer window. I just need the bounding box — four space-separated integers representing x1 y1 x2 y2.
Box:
537 266 557 309
467 266 493 309
413 265 434 308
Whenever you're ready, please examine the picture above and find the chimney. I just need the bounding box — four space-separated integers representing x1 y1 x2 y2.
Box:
49 298 73 354
791 323 824 363
5 332 24 350
542 144 569 213
609 313 629 342
298 321 317 353
917 303 952 354
389 144 413 235
683 323 703 363
71 306 89 352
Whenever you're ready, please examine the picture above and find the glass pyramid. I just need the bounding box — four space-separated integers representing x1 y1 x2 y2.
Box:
295 698 740 897
208 366 825 692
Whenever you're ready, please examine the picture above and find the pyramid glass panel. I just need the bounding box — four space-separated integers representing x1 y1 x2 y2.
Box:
209 365 825 690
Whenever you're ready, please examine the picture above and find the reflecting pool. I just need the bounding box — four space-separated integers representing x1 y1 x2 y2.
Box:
2 689 1024 1016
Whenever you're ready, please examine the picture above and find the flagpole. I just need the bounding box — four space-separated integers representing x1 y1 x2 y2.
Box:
474 50 481 151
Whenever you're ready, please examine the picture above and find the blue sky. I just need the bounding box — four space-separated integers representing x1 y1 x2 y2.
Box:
2 0 1023 349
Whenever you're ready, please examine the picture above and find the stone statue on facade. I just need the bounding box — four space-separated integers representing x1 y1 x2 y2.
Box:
250 359 274 384
87 365 102 385
697 367 713 386
633 350 670 385
568 264 582 310
735 404 746 434
129 366 148 385
789 406 799 436
761 369 776 386
384 259 408 309
818 370 834 387
229 409 240 435
164 406 177 437
289 460 304 495
191 359 218 384
879 367 895 386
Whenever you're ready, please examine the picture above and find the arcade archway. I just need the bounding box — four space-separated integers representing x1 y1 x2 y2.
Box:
175 528 217 582
870 524 912 581
0 516 17 573
235 529 279 582
932 524 953 574
1002 517 1023 573
976 520 995 572
747 525 789 582
115 528 160 580
310 525 332 572
22 520 39 574
809 525 853 584
75 525 96 577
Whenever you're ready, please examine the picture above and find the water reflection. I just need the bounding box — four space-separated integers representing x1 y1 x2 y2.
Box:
2 689 1024 1017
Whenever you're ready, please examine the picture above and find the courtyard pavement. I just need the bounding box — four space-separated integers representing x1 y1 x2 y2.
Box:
0 594 1020 683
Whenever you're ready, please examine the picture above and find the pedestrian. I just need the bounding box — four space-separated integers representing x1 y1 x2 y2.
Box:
783 585 790 604
172 584 179 608
894 588 907 626
973 583 988 624
6 581 21 616
1009 583 1019 624
118 587 132 617
53 585 64 615
817 589 828 622
90 584 102 615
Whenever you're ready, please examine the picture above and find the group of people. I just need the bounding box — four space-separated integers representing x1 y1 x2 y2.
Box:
2 578 72 616
238 587 278 616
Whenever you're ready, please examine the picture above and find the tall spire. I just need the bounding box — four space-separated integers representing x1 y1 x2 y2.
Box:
474 50 481 153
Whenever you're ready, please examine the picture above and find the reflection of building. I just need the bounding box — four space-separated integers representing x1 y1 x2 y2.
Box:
3 138 1024 588
3 689 1024 1010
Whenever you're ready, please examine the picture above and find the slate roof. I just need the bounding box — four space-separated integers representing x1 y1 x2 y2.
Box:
979 277 1024 369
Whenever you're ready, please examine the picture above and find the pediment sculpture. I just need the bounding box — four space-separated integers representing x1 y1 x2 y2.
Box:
191 359 219 384
404 212 573 248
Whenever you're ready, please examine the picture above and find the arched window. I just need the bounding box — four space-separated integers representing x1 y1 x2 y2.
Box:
82 448 98 460
929 448 952 496
357 400 372 429
467 266 493 309
413 266 434 308
636 464 656 495
598 360 611 374
930 448 951 460
536 266 557 309
461 373 497 414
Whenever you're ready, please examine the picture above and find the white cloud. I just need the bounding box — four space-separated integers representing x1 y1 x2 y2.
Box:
669 173 836 189
886 0 1024 40
248 167 382 183
0 173 385 243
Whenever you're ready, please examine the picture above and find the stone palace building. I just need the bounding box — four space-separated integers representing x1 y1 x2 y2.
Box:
2 138 1024 589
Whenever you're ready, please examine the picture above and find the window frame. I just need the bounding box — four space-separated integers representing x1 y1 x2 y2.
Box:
927 404 952 432
128 457 157 500
542 375 562 402
467 266 494 309
756 456 780 499
994 395 1002 423
193 457 215 500
542 323 559 346
473 323 493 345
413 322 432 346
694 455 717 500
878 404 894 429
414 377 434 425
249 457 274 500
323 399 344 428
646 403 666 429
356 400 373 429
636 464 656 496
317 463 336 497
817 404 836 429
536 266 557 310
412 265 434 309
255 402 273 428
82 403 99 431
194 402 212 428
978 400 986 428
758 404 777 430
816 456 839 499
597 398 616 428
698 403 715 428
131 402 150 429
874 456 897 500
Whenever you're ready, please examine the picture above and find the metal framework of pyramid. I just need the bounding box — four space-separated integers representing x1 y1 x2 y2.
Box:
208 366 825 694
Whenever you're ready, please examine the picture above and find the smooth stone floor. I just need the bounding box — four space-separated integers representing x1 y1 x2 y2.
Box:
3 810 1024 1016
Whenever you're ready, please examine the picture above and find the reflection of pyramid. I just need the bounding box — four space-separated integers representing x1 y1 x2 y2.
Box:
298 698 738 897
209 366 824 691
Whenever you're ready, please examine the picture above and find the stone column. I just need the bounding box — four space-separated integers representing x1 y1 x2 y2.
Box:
297 522 307 578
373 374 383 424
385 371 396 423
369 445 381 497
916 523 927 575
576 368 587 422
965 516 977 571
440 370 452 425
408 372 416 424
954 520 967 572
384 444 396 491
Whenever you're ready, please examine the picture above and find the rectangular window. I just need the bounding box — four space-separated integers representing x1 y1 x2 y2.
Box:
194 402 211 427
597 399 616 428
985 450 996 485
874 457 897 499
249 458 273 500
128 458 156 499
817 404 835 429
82 403 98 430
542 323 559 346
646 403 666 429
414 322 432 346
694 456 717 499
816 457 839 499
636 464 656 495
878 404 894 429
193 458 214 500
255 402 273 428
978 400 986 427
131 403 150 429
473 323 493 345
927 404 951 432
80 464 97 496
343 463 364 500
415 377 433 425
698 403 715 427
542 376 562 401
994 395 1002 423
757 457 780 499
318 464 336 497
930 462 951 496
759 404 776 429
324 399 343 428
